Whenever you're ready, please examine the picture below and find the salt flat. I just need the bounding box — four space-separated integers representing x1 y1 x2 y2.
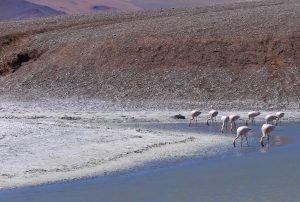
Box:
0 102 229 188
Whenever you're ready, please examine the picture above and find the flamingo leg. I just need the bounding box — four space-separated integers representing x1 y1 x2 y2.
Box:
261 137 264 147
246 136 249 146
260 135 266 147
206 118 211 126
241 136 243 147
189 119 192 127
196 117 198 127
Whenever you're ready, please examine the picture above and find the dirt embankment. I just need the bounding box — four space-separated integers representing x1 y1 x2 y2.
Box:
0 0 300 109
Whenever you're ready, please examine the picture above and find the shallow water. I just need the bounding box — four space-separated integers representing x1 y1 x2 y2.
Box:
1 121 299 202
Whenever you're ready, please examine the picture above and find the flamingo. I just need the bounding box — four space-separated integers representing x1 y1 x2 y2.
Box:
229 115 240 131
221 116 229 133
232 126 251 147
276 112 285 124
206 110 218 126
265 114 278 126
248 111 260 125
189 110 201 127
260 124 276 147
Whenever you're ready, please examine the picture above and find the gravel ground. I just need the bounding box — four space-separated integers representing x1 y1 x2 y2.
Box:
0 0 299 109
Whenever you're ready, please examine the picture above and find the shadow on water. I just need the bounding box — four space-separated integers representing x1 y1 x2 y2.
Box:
0 122 299 202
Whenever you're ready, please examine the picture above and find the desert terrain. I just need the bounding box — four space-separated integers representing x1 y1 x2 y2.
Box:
0 0 299 109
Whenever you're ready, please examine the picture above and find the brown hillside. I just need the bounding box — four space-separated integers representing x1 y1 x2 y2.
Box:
0 0 300 109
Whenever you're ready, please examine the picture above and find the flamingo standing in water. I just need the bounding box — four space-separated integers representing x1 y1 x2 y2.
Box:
189 110 201 127
248 111 260 125
206 110 218 126
260 124 276 147
265 114 278 126
276 112 285 124
229 115 240 131
221 116 230 133
232 126 251 147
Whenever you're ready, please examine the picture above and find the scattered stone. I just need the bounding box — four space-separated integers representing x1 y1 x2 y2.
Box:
61 115 81 120
173 114 186 119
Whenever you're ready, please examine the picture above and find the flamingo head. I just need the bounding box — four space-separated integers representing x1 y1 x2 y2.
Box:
260 140 264 147
233 140 236 147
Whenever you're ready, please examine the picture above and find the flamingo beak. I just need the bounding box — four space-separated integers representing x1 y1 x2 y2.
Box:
233 141 236 147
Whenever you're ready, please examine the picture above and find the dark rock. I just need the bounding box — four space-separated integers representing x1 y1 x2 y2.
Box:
61 115 81 120
173 114 186 119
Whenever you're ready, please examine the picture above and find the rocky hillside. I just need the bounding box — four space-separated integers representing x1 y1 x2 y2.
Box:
0 0 299 109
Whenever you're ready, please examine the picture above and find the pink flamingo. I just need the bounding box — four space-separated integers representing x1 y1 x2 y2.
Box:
229 115 240 131
265 114 278 126
221 116 229 133
260 124 276 147
206 110 218 126
189 110 201 127
232 126 251 147
276 112 285 124
248 111 260 125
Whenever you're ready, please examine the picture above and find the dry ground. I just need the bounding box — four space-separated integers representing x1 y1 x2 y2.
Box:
0 0 300 109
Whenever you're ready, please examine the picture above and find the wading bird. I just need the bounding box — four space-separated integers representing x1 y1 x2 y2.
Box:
265 114 278 126
206 110 218 126
189 110 201 127
221 116 229 133
276 112 285 124
229 115 240 131
260 124 276 147
232 126 251 147
248 111 260 125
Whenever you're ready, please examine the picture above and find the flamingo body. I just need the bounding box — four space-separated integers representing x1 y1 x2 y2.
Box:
276 112 285 118
189 110 201 127
221 116 229 133
233 126 251 147
265 115 278 125
248 111 260 125
276 112 285 124
206 110 218 126
229 115 240 131
260 124 276 147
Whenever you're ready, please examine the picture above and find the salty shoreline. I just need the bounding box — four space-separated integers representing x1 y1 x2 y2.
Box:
0 101 298 189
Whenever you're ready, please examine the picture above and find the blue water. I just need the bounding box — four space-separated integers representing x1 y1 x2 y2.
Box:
1 122 300 202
